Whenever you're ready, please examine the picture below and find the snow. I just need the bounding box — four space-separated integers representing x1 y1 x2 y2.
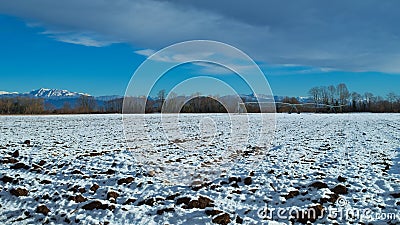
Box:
0 113 399 224
0 88 90 98
0 91 19 95
28 88 90 98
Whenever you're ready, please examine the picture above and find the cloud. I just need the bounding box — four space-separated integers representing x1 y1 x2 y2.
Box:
134 49 156 57
53 35 110 47
1 0 400 73
41 30 116 47
135 47 215 64
191 62 265 76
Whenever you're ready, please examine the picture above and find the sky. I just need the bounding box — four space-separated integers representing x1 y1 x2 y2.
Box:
0 1 399 97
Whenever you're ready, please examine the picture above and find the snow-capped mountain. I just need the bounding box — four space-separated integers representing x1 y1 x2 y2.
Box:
28 88 90 98
0 88 91 99
239 93 275 103
0 88 122 109
273 95 313 103
95 95 123 101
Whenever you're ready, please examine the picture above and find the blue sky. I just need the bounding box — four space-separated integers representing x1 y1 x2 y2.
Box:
0 15 140 96
0 1 399 98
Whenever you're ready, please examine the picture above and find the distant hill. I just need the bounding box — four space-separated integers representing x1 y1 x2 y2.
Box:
28 88 90 98
0 88 122 110
0 88 313 110
0 88 90 98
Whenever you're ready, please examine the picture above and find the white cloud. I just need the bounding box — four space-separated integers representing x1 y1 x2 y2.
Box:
135 47 215 64
43 31 116 47
192 62 261 75
134 49 156 57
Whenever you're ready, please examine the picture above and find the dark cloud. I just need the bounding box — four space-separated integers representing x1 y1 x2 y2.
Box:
1 0 400 72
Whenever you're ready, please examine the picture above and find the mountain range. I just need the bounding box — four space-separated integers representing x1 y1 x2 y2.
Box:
0 88 312 109
0 88 91 98
0 88 123 109
29 88 90 98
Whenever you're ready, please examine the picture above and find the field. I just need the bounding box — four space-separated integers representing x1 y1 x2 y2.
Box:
0 113 399 224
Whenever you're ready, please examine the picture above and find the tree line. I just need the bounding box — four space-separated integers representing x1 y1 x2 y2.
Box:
0 96 102 114
122 91 239 113
305 83 400 113
0 85 399 114
0 97 45 114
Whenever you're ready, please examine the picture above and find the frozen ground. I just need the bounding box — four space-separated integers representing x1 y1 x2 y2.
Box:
0 113 399 224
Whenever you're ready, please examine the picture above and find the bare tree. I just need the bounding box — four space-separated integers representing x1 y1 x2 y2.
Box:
308 87 320 105
327 85 336 104
320 86 329 104
387 92 398 111
77 95 97 113
364 92 374 111
351 92 362 111
123 96 147 113
387 92 398 103
162 92 183 113
337 83 350 105
61 102 72 114
157 89 166 112
105 98 123 113
44 102 56 113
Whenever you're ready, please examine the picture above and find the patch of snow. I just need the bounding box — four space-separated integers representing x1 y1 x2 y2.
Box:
0 113 399 224
0 91 19 95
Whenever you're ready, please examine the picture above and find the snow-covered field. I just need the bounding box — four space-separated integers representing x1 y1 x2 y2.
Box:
0 113 399 224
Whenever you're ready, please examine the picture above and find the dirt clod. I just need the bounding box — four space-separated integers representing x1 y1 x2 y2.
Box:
236 215 243 224
36 205 50 215
82 201 114 211
337 176 347 182
90 184 99 192
283 190 300 200
187 196 214 209
1 175 14 183
243 177 252 185
10 162 29 170
156 207 175 215
309 181 328 189
331 184 348 195
107 191 119 200
176 197 191 205
212 213 230 225
205 209 222 216
10 187 29 196
12 150 19 158
68 194 87 203
117 177 134 185
124 198 137 205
